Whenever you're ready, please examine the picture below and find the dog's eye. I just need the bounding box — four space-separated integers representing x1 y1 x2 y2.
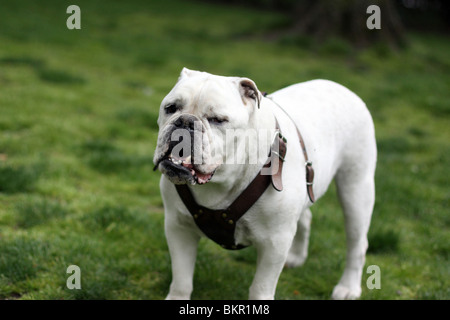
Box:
207 117 227 125
164 104 178 115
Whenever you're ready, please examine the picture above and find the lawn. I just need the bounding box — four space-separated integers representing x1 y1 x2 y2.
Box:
0 0 448 300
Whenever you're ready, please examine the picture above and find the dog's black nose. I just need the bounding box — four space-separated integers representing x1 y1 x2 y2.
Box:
174 116 183 128
173 114 198 131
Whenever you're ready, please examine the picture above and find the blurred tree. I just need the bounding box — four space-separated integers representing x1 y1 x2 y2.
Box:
216 0 450 46
273 0 406 48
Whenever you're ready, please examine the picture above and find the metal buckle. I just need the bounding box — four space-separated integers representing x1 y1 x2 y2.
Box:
271 130 286 162
271 150 285 162
278 131 287 143
305 160 313 186
272 130 287 144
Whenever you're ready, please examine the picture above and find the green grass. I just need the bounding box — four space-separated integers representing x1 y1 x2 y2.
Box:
0 0 449 300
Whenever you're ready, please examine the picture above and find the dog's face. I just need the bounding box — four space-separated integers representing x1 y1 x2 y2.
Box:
153 68 261 185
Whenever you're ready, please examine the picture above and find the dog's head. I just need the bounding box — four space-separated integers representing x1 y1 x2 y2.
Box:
153 68 262 185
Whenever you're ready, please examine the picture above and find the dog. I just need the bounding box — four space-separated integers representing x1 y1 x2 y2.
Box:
153 68 377 300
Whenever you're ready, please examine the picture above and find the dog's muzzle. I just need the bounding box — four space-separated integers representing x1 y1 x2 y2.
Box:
153 114 215 185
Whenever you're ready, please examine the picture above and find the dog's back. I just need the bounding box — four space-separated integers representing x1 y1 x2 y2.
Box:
269 79 377 200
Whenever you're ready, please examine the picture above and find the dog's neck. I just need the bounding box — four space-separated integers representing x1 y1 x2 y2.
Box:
188 99 276 209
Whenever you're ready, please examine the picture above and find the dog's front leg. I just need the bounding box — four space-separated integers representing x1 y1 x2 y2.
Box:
249 238 292 300
165 218 200 300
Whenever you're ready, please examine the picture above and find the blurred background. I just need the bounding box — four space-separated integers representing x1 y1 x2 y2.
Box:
0 0 448 299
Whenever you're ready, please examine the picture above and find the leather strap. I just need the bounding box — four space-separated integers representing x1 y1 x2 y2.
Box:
173 96 315 250
175 120 286 250
294 126 315 203
266 96 315 203
175 165 271 250
270 119 287 191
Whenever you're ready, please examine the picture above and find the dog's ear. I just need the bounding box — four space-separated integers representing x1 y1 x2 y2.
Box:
178 67 203 81
239 78 262 109
178 67 192 81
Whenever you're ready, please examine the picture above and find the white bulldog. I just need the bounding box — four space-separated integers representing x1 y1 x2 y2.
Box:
153 68 377 300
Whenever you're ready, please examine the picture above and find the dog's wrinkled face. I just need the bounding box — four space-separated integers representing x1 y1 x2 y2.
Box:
153 68 261 185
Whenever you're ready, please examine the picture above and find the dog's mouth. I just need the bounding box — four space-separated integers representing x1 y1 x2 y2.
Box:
154 152 215 185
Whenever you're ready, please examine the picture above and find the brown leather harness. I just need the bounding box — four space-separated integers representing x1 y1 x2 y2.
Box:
174 97 315 250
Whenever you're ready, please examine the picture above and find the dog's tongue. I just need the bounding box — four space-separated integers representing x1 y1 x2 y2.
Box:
196 172 213 184
182 162 194 169
181 162 212 184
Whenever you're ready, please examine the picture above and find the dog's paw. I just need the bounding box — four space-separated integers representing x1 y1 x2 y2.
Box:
331 283 361 300
165 294 191 300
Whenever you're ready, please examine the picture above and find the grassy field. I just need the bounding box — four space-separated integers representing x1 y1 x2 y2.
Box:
0 0 448 300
